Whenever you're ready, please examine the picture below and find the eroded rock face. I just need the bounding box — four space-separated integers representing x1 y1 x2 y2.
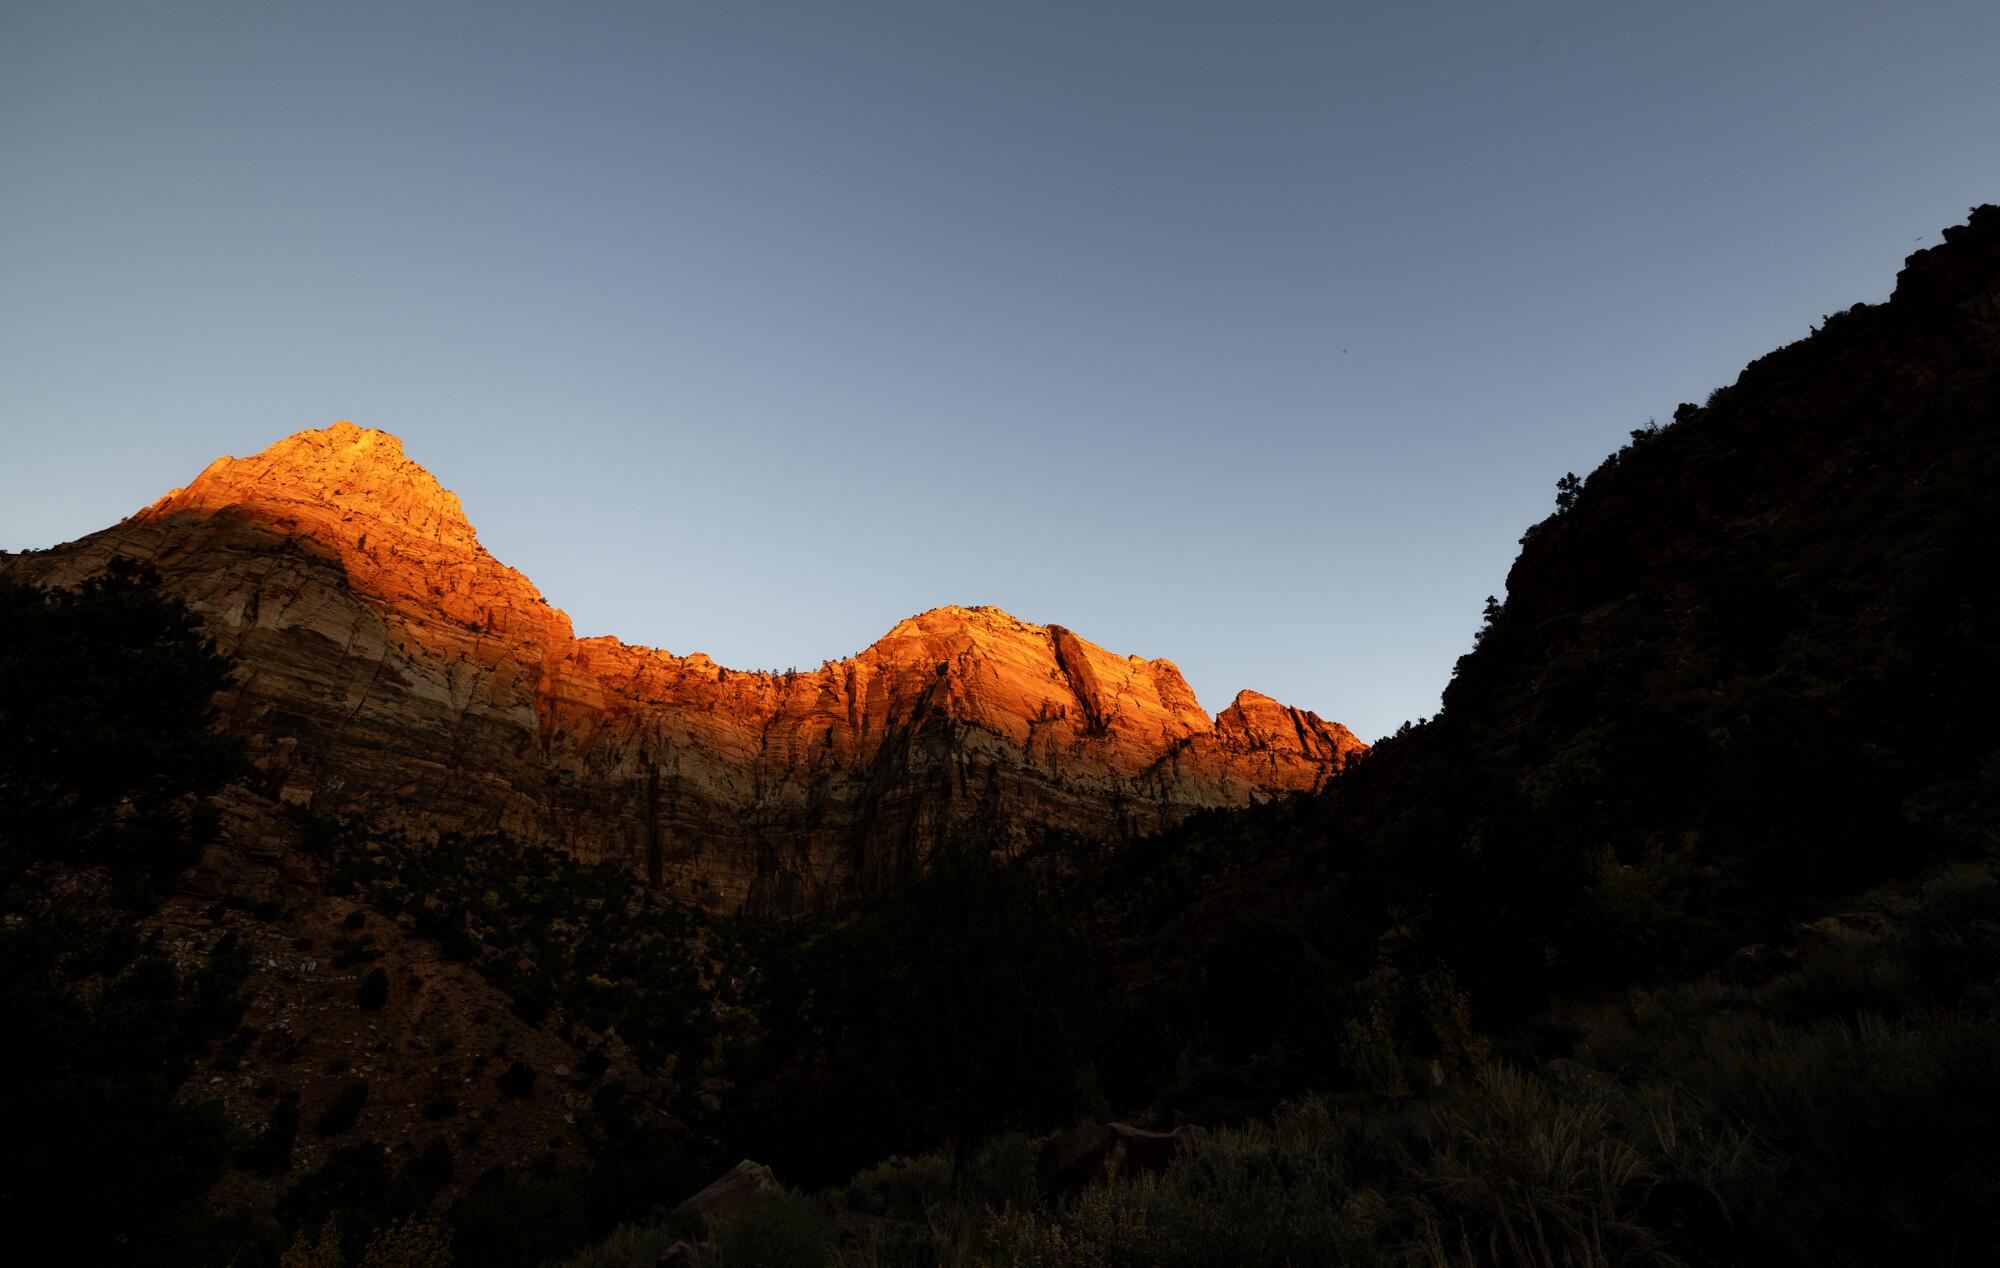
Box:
2 422 1363 912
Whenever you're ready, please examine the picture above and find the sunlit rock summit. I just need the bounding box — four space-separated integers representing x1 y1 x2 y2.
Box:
4 422 1362 911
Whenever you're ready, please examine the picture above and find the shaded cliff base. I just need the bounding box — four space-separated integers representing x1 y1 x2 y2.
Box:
568 853 2000 1267
47 771 2000 1267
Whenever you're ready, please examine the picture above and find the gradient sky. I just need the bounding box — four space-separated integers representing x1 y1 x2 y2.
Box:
3 2 1994 741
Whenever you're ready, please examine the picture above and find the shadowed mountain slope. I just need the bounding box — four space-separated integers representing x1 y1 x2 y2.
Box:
1097 204 2000 1017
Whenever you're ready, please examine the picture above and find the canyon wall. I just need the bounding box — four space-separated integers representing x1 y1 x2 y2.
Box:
2 423 1362 911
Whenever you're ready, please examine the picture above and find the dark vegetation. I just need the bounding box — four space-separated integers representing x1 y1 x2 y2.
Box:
0 562 257 1263
314 822 727 1075
721 837 1103 1189
2 207 1995 1265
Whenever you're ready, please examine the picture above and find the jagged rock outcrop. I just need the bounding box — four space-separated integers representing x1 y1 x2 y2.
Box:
1 423 1362 911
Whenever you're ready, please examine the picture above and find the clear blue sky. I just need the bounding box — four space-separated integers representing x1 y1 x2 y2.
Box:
3 2 1994 741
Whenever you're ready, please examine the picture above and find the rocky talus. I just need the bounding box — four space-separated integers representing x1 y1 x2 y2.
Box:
3 423 1362 912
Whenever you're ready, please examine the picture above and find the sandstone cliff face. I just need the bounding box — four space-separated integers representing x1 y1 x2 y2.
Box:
3 422 1362 911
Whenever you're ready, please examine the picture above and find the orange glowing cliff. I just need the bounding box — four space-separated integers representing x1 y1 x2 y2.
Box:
3 423 1364 911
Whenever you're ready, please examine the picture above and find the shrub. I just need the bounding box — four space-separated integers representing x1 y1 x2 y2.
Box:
237 1094 300 1175
1341 1004 1410 1100
409 1136 455 1197
966 1132 1037 1212
450 1169 591 1268
315 1080 370 1137
356 1216 454 1267
981 1097 1368 1267
845 1152 950 1218
281 1223 344 1268
708 1188 830 1268
499 1060 536 1098
1554 471 1582 511
1411 1065 1676 1267
551 1222 681 1268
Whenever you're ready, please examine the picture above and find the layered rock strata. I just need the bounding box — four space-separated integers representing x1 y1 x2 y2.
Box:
3 423 1362 911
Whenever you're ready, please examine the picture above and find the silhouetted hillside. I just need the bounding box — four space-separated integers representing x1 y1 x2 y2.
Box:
1023 204 2000 1266
1347 201 1999 1000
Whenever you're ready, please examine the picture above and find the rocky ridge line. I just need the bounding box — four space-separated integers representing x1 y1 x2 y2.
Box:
4 422 1364 912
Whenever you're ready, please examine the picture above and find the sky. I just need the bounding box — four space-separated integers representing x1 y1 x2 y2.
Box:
2 2 1995 742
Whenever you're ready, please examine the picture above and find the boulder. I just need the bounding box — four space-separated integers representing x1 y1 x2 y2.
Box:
1726 942 1795 985
1541 1058 1622 1103
1797 912 1892 952
673 1159 780 1226
1037 1122 1192 1197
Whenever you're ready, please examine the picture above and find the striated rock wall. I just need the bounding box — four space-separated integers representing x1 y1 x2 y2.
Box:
2 422 1363 912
